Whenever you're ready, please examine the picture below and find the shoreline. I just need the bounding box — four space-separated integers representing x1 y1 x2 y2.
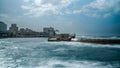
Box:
0 37 48 39
1 37 120 45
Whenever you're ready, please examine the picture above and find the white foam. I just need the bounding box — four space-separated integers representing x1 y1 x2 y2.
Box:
52 48 66 52
46 41 120 48
34 59 115 68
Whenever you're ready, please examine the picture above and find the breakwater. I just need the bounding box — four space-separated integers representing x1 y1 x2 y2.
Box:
74 38 120 44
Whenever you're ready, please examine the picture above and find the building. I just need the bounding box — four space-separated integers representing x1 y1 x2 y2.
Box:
18 28 41 37
0 22 8 37
0 21 7 32
9 24 18 36
43 27 56 37
17 28 26 36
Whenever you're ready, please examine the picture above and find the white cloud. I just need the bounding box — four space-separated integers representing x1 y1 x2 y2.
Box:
21 0 120 18
21 0 78 17
84 0 113 10
65 10 72 14
73 10 81 14
104 13 112 18
34 0 42 6
0 14 22 23
21 5 31 10
0 14 12 19
73 0 120 18
23 0 29 3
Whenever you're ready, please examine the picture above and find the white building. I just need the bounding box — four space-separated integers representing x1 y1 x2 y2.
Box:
9 24 18 36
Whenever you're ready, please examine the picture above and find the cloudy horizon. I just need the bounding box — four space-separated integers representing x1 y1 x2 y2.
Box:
0 0 120 36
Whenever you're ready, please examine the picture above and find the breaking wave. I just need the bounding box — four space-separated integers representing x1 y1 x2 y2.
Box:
0 38 120 68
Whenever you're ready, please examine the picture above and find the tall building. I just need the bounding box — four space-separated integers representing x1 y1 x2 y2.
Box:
9 24 18 36
0 21 8 37
43 27 56 37
0 21 7 32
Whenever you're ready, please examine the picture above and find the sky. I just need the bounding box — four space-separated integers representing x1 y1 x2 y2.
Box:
0 0 120 36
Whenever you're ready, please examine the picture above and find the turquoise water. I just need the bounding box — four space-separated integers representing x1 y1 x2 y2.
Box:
0 38 120 68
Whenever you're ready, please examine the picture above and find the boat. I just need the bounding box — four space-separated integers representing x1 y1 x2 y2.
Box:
48 34 75 41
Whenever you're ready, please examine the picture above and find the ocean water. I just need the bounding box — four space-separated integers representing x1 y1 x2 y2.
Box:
0 38 120 68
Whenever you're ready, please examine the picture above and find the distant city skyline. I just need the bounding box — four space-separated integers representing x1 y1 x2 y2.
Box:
0 0 120 36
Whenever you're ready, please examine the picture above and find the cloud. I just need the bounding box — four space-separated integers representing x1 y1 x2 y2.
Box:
21 5 31 10
23 0 29 3
0 14 10 19
73 0 120 18
21 0 120 18
0 14 22 23
103 13 112 18
21 0 78 17
73 9 81 14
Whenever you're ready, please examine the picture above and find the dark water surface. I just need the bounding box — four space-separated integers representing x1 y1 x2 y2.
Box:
0 38 120 68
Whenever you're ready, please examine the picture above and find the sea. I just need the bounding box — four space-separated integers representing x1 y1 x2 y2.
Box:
0 37 120 68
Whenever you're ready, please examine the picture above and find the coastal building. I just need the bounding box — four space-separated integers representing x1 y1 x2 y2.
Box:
18 28 26 36
0 21 7 32
19 28 33 34
0 21 8 37
25 28 33 33
43 27 56 37
18 28 41 37
9 24 18 36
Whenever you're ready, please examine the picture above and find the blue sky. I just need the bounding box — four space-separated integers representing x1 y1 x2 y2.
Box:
0 0 120 36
